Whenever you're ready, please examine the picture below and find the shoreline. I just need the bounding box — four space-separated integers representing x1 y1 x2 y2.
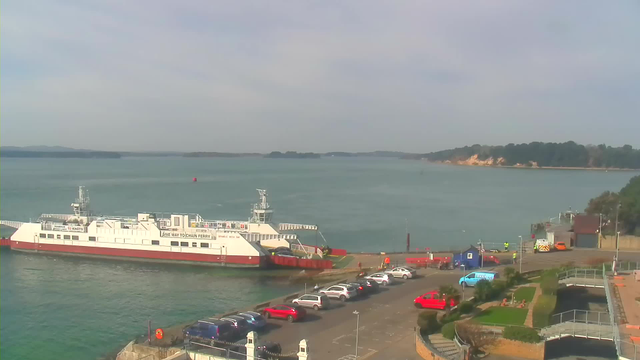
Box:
427 161 640 171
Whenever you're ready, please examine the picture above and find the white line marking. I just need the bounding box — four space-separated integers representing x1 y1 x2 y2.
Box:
333 334 347 344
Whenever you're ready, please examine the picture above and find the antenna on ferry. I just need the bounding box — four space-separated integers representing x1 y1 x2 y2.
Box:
71 186 91 217
251 189 273 224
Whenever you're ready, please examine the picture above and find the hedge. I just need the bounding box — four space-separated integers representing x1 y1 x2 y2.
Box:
532 294 557 328
417 310 440 334
503 326 541 343
458 301 474 314
441 322 456 340
540 272 559 296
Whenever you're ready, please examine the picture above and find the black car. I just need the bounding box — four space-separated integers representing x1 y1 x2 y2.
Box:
357 279 380 293
272 246 295 256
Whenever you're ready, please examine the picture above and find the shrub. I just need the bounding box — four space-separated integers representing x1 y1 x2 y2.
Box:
532 294 557 328
503 326 541 343
458 301 474 314
474 280 493 302
417 310 440 334
540 272 558 295
441 311 461 324
441 322 456 340
491 280 508 298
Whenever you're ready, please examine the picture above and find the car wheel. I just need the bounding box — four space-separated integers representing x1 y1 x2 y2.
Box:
340 295 347 302
414 303 423 309
382 280 388 286
287 315 294 323
462 282 468 288
313 304 320 311
402 274 408 280
264 312 271 319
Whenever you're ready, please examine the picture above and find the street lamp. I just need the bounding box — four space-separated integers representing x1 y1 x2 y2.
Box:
614 203 621 262
518 236 523 273
353 310 360 359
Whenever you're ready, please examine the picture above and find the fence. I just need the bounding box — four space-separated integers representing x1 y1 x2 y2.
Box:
603 264 640 360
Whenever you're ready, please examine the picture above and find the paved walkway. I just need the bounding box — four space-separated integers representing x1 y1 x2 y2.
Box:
524 284 541 327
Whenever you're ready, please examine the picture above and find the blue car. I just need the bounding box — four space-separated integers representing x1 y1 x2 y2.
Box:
458 271 499 287
184 319 235 343
238 311 267 330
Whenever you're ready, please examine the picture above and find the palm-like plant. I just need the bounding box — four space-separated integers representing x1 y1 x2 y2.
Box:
439 284 461 315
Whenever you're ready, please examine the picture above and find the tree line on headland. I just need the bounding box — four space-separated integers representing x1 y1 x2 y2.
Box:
403 141 640 169
585 175 640 236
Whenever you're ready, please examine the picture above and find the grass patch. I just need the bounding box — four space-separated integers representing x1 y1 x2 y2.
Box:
514 287 536 303
474 306 528 326
330 255 354 269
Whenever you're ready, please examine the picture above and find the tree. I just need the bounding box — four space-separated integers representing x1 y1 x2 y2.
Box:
456 321 498 355
474 280 493 302
438 285 461 315
585 191 620 226
585 176 640 235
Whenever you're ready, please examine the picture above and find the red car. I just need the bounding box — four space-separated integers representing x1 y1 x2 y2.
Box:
263 304 306 322
414 290 458 310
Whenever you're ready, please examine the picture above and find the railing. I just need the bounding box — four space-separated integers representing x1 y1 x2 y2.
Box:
557 268 604 281
550 309 611 326
454 324 470 360
0 220 25 229
416 328 453 360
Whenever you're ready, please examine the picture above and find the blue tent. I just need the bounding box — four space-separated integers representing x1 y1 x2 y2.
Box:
453 246 481 269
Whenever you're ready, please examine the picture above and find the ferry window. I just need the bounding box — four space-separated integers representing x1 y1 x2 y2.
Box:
192 242 197 247
72 235 79 240
40 233 46 238
89 236 96 241
180 242 188 247
64 235 71 240
152 240 160 245
56 234 61 239
47 234 54 239
200 243 209 248
170 241 179 246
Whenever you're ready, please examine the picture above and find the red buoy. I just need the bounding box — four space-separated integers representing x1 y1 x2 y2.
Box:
193 177 197 182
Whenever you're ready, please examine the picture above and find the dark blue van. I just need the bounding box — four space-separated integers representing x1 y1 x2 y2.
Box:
184 319 235 343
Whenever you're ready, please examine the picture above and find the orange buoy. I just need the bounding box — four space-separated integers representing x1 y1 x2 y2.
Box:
155 328 164 340
193 177 197 182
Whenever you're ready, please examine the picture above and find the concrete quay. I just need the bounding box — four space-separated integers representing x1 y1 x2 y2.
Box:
118 249 638 360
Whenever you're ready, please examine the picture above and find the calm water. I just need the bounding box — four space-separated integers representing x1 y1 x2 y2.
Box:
0 157 636 360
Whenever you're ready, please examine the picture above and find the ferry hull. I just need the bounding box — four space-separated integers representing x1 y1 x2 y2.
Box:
9 241 266 268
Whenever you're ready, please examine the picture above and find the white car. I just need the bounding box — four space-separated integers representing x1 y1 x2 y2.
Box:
292 293 331 310
384 266 417 279
318 284 357 302
365 272 394 286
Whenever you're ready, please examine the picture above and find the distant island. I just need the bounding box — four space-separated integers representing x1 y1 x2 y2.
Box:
1 149 121 159
403 142 640 170
265 151 321 159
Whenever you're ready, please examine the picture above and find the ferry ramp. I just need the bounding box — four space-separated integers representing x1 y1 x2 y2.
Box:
0 220 24 229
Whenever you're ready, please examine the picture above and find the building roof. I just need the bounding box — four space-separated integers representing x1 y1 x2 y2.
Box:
573 215 600 234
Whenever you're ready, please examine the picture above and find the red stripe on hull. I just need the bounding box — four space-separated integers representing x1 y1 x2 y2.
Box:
9 241 264 268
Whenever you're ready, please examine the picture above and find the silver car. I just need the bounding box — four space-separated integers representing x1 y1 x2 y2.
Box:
292 293 331 310
319 284 357 301
385 266 417 279
365 272 395 286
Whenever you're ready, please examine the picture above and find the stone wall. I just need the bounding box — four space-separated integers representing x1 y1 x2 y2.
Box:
600 235 640 250
486 338 545 360
116 341 182 360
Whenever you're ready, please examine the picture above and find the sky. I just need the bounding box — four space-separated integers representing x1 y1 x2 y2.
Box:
2 1 640 153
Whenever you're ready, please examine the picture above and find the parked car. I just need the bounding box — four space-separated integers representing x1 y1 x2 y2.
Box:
271 246 294 256
458 271 499 287
263 304 306 322
237 311 267 330
184 319 235 343
345 282 367 296
230 339 282 358
414 290 458 310
365 272 395 286
385 266 417 279
555 242 567 251
220 316 251 336
318 284 358 301
357 279 380 293
292 293 331 310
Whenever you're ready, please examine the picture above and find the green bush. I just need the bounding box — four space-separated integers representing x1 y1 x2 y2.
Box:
474 280 494 302
441 322 456 340
532 294 557 328
417 310 440 334
458 301 474 314
540 271 559 295
503 326 541 343
491 280 508 298
441 311 461 324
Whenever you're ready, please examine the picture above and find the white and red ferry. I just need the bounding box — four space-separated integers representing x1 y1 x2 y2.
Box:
1 187 335 268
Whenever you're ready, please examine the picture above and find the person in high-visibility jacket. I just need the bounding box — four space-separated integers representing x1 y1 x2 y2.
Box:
533 243 538 254
504 242 510 252
512 251 517 264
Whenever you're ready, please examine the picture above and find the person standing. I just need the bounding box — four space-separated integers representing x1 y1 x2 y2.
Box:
384 257 391 269
512 251 517 264
533 243 538 254
504 242 510 252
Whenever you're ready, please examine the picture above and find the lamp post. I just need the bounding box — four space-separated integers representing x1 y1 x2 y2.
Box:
614 203 620 262
518 235 523 273
353 310 360 359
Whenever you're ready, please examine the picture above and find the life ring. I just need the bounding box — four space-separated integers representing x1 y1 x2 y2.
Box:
155 328 164 340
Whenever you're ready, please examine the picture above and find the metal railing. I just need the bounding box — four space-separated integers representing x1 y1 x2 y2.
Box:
557 268 604 281
550 309 611 326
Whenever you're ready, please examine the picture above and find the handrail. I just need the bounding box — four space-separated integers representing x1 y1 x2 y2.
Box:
603 263 622 358
550 309 611 326
557 268 604 280
416 327 453 360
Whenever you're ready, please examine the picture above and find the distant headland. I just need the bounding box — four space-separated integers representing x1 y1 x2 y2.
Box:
402 141 640 170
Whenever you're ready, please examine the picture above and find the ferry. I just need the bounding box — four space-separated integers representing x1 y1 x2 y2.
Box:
1 187 335 268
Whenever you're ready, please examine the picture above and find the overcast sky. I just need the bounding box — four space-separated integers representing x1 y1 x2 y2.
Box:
2 1 640 153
